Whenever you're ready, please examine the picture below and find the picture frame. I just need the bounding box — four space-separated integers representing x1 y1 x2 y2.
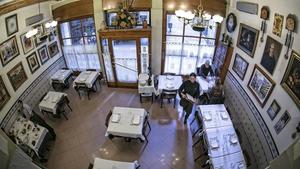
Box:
247 64 276 107
272 13 284 37
0 76 11 111
5 14 18 36
33 24 46 47
260 36 283 75
232 53 249 80
267 100 281 121
0 36 20 67
38 45 50 65
48 31 56 42
26 52 40 74
7 62 28 91
274 111 291 134
281 50 300 109
226 13 237 33
48 41 59 58
20 33 35 54
237 23 259 58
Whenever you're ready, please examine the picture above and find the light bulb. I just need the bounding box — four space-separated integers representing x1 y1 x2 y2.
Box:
213 15 223 23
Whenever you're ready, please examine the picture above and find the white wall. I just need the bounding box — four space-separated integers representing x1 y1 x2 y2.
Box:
0 1 63 121
222 0 300 153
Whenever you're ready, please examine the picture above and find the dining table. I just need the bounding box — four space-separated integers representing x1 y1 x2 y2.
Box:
210 151 247 169
50 69 72 84
73 71 99 88
138 74 155 94
92 158 136 169
157 75 182 93
197 76 215 95
39 91 66 114
106 107 147 141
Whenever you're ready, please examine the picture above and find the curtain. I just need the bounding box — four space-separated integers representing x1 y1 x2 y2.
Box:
62 44 100 71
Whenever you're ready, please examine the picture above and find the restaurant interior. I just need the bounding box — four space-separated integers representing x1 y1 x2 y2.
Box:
0 0 300 169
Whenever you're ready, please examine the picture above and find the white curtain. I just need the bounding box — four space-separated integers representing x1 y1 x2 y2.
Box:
63 44 100 71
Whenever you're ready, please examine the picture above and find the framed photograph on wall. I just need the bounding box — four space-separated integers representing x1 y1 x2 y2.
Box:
0 36 20 67
232 53 249 80
237 23 259 58
272 13 284 37
281 50 300 109
20 33 35 54
38 45 50 65
267 100 281 121
247 64 276 107
7 62 28 91
5 14 18 36
33 24 46 47
274 111 291 134
0 76 11 111
260 36 282 75
26 52 40 74
48 41 59 58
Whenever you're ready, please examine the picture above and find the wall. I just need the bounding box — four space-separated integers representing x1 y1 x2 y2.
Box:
221 0 300 154
0 1 63 122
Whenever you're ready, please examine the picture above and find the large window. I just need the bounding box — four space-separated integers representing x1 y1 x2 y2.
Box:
59 17 100 70
164 14 218 75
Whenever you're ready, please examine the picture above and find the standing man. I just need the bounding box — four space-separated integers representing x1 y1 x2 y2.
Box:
178 73 200 124
18 100 56 140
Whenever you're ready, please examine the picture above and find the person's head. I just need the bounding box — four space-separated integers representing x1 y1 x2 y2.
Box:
205 60 210 68
189 73 197 83
268 43 275 57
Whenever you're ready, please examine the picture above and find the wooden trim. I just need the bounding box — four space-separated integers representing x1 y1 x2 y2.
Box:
0 0 51 16
102 0 152 10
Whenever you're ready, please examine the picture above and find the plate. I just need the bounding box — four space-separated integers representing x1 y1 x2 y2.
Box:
221 111 229 119
203 113 212 121
111 114 120 123
132 115 141 125
230 135 238 144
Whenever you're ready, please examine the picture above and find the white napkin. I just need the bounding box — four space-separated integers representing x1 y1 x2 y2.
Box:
132 115 141 125
85 71 91 74
221 111 229 119
230 135 238 144
43 94 49 101
111 114 120 123
79 77 86 82
166 83 174 89
210 139 219 149
203 112 212 121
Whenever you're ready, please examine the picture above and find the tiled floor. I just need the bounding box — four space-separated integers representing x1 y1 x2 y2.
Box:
44 84 206 169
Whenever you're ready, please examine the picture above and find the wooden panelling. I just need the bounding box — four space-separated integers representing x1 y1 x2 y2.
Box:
52 0 93 21
0 0 51 16
163 0 226 17
102 0 152 10
98 28 151 38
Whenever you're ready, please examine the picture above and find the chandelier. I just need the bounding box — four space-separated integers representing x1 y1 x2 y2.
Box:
175 0 223 32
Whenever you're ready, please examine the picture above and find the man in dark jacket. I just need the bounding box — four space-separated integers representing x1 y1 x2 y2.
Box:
178 73 200 124
197 60 214 78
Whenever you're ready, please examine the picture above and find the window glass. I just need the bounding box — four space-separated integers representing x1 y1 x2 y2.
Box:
166 15 184 35
82 18 96 36
70 20 82 38
60 22 71 38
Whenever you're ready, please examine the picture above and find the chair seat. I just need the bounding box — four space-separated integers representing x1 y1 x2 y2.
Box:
141 93 152 97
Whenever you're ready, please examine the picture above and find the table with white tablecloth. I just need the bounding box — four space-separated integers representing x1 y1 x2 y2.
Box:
197 76 215 95
39 91 66 114
157 75 182 93
93 158 136 169
106 107 146 140
138 74 155 94
210 151 246 169
73 71 99 88
50 69 72 84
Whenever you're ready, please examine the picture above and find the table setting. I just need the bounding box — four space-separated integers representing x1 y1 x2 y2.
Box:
93 158 137 169
73 71 99 88
39 91 66 114
158 75 182 92
50 69 72 83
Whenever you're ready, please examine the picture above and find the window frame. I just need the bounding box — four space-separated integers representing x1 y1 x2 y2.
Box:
161 11 221 75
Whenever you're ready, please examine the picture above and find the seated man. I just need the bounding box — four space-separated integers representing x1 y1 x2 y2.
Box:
197 60 214 78
178 73 200 124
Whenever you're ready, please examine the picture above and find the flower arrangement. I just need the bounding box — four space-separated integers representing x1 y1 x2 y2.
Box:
112 1 136 29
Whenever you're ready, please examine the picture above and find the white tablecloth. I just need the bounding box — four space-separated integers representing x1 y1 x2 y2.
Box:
138 74 155 94
106 107 146 140
198 104 232 129
204 126 242 158
73 71 99 88
93 158 136 169
39 91 66 114
50 69 72 84
210 151 246 169
197 76 215 95
157 75 182 93
10 117 48 157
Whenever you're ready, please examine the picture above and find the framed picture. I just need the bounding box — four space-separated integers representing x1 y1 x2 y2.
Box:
0 36 20 67
48 31 56 42
7 62 28 91
48 41 59 58
267 100 281 120
0 76 11 111
274 111 291 134
5 14 18 36
281 51 300 108
33 24 46 47
247 64 276 107
237 23 259 58
20 33 35 54
232 53 249 80
226 13 237 33
272 13 284 37
38 45 49 65
260 36 282 75
26 52 40 74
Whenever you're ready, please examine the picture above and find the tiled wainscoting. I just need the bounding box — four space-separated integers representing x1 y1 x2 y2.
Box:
224 72 279 169
1 56 66 131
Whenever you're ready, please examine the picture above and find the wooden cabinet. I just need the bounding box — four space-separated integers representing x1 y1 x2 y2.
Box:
212 42 233 83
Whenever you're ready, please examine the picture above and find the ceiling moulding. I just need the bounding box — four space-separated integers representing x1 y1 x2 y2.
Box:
102 0 152 10
51 0 80 10
0 0 51 16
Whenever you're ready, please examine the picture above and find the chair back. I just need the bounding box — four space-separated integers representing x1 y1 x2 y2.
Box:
162 72 176 76
73 71 81 77
86 69 96 71
162 89 177 99
154 75 159 89
62 67 69 70
105 111 113 127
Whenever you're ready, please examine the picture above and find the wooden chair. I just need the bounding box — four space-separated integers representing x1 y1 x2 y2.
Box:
86 69 97 71
142 112 151 143
162 72 176 76
105 111 113 127
160 89 177 108
140 93 154 103
51 79 64 92
190 111 203 138
74 82 91 100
